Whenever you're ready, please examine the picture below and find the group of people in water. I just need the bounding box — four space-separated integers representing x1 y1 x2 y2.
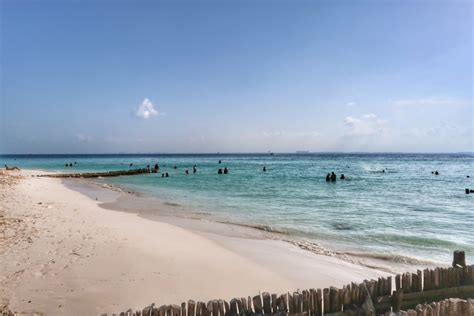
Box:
138 160 232 177
325 172 345 182
64 162 77 167
218 167 229 174
125 159 273 177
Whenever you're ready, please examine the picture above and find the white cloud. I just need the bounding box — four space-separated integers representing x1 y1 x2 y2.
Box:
262 130 283 138
344 113 388 137
134 98 159 119
262 130 321 138
345 101 357 107
75 133 93 142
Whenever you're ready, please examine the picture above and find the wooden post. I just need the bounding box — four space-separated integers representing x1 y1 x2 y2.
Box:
453 250 467 268
217 300 224 316
158 305 166 316
392 290 403 313
275 294 284 312
358 282 365 304
224 301 229 315
262 292 271 315
323 288 330 314
377 278 383 298
386 276 392 296
292 292 300 313
271 294 277 314
196 302 206 316
361 283 375 316
205 303 212 316
328 287 338 313
316 289 323 316
353 283 358 305
210 301 218 316
240 298 247 313
181 303 187 316
367 281 375 299
288 292 294 314
395 274 401 291
423 269 430 291
417 270 422 292
253 294 263 314
309 289 316 315
281 293 288 312
188 301 195 316
171 305 180 316
302 290 309 314
461 266 469 286
229 299 238 315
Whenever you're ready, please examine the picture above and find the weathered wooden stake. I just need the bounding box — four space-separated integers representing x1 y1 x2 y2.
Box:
188 301 195 316
453 250 466 268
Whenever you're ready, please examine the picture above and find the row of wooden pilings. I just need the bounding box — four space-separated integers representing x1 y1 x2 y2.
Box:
383 298 474 316
106 262 474 316
38 168 151 178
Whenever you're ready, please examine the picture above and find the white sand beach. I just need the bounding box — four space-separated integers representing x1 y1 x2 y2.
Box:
1 169 390 315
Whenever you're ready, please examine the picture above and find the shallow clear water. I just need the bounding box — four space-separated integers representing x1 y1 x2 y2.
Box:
3 153 473 265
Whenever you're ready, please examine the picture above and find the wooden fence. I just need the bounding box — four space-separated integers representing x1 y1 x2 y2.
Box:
38 168 152 178
382 298 474 316
105 263 474 316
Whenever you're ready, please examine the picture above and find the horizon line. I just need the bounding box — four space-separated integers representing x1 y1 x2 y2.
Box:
1 151 473 156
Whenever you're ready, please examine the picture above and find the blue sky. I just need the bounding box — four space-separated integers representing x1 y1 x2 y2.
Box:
0 0 472 153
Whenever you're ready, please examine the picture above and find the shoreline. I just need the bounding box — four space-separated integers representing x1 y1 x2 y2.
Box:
66 176 442 274
1 169 423 315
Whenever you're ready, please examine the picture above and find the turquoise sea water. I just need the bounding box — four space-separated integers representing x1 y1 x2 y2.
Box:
2 153 473 265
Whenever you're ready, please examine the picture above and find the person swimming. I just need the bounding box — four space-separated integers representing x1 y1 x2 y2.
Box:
331 172 336 181
165 172 169 177
130 163 133 167
154 164 159 171
218 160 222 164
193 165 197 173
263 166 266 172
185 169 189 175
218 168 223 174
161 173 165 178
340 174 345 180
435 171 439 175
174 165 177 169
224 167 228 174
326 173 330 181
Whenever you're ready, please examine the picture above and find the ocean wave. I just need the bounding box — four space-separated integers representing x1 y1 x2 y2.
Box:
214 221 291 235
89 180 140 196
342 250 441 266
164 202 181 207
331 223 356 231
94 182 124 193
280 239 441 273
